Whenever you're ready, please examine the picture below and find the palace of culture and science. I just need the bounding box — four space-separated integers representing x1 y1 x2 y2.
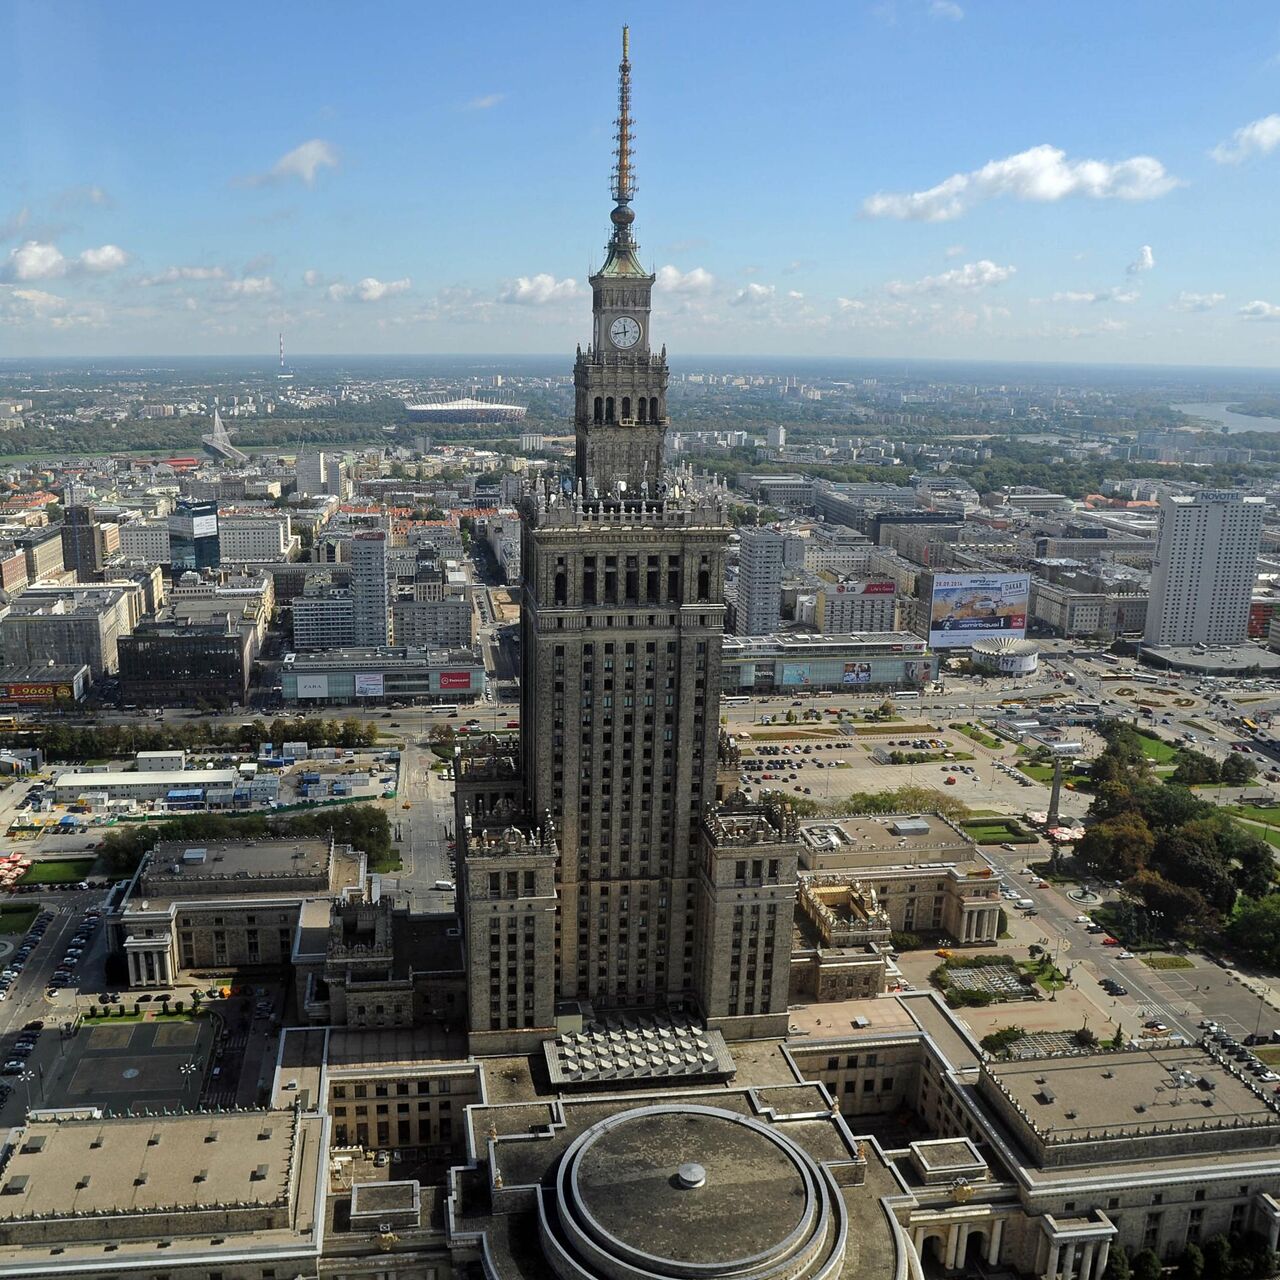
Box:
3 30 1280 1280
455 27 802 1053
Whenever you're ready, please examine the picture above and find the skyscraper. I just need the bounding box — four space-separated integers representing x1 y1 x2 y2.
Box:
61 505 103 582
735 526 785 636
1144 489 1265 648
350 530 390 647
456 28 799 1054
168 500 220 573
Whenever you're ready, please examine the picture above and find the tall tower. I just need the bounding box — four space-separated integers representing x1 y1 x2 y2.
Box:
573 27 668 496
455 28 797 1053
350 530 390 647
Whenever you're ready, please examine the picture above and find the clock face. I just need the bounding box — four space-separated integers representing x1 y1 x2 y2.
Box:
609 315 641 349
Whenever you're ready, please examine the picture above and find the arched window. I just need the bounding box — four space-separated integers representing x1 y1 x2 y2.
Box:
622 396 631 421
593 396 603 423
554 571 567 607
637 399 647 423
605 397 615 422
649 396 659 422
697 569 710 600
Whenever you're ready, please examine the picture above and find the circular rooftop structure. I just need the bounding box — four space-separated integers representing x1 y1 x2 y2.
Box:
544 1104 844 1280
970 635 1039 675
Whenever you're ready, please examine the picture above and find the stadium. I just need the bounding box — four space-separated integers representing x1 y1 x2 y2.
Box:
405 393 527 424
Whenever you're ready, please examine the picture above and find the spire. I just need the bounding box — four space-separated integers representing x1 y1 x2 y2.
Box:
611 26 634 205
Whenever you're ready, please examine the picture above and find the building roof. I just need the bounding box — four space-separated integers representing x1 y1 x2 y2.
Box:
52 769 240 790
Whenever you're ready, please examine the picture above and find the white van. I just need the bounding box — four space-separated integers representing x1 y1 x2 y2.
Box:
1015 898 1035 910
433 879 455 891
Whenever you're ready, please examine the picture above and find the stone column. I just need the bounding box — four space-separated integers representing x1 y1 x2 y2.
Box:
957 1223 970 1266
1095 1240 1111 1278
126 949 138 986
157 950 169 983
1045 1241 1061 1280
988 1219 1004 1265
911 1226 925 1255
945 1224 961 1270
1062 1242 1078 1279
1078 1240 1097 1280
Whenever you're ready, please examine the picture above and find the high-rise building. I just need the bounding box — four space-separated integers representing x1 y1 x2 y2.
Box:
350 530 390 647
455 28 799 1054
61 505 102 581
735 526 784 635
296 451 330 498
168 500 220 573
1143 489 1265 648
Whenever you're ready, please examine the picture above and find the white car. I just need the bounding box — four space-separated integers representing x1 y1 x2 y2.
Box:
1118 950 1135 959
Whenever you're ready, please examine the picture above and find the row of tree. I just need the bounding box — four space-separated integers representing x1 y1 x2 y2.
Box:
2 716 379 762
1076 723 1273 932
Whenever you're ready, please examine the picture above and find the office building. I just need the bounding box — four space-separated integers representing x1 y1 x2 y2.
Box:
454 32 800 1054
0 586 135 678
1144 489 1266 648
168 499 220 573
813 576 898 633
60 505 102 580
735 526 784 635
14 527 64 583
350 529 390 646
217 511 294 562
281 646 484 704
117 615 254 706
116 518 171 562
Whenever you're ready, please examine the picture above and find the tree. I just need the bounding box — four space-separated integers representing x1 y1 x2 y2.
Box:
1202 1236 1231 1279
1227 895 1280 969
1176 1243 1204 1280
1171 748 1220 787
1132 1248 1163 1280
1104 1244 1132 1280
1125 869 1210 932
1077 812 1155 880
1220 754 1258 787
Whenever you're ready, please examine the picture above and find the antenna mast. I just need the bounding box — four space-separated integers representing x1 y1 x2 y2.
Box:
612 26 634 205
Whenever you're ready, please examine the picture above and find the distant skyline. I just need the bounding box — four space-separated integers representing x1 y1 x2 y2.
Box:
3 1 1280 365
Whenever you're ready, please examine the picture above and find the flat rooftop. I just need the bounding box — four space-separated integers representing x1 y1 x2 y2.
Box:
1140 644 1280 676
0 1111 297 1218
985 1045 1280 1141
52 768 240 790
798 812 979 869
144 836 332 883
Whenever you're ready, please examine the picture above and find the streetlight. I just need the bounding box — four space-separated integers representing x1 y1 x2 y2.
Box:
18 1067 40 1113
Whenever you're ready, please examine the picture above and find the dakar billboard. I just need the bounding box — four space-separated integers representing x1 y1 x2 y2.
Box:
928 573 1030 649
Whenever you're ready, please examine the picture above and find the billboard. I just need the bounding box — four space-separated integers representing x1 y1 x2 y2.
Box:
928 573 1030 649
780 663 812 686
354 672 385 698
841 662 872 685
834 580 895 595
0 682 76 703
439 670 473 691
191 513 218 538
296 674 329 698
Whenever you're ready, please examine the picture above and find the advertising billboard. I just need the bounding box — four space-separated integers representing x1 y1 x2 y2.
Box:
439 670 473 691
0 682 75 703
354 672 385 698
834 580 895 595
296 674 329 698
191 513 218 538
780 663 812 686
841 662 872 685
928 573 1030 649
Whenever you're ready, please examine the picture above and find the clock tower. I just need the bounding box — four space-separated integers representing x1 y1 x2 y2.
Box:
573 26 668 496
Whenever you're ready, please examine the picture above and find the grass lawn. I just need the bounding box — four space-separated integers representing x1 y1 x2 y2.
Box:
1135 732 1179 763
0 904 38 935
81 1010 200 1024
852 724 935 736
1018 762 1056 784
1254 1046 1280 1065
1018 959 1067 991
1234 821 1280 849
1227 804 1280 824
1141 954 1195 971
962 818 1035 845
950 723 1003 750
18 857 94 885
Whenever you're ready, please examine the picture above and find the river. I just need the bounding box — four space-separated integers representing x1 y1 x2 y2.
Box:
1171 401 1280 434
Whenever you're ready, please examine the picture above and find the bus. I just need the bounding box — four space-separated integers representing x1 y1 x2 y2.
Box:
722 696 751 707
432 704 460 714
1129 673 1159 685
889 691 920 700
1243 718 1260 733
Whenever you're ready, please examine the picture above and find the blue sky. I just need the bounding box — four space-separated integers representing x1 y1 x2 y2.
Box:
3 0 1280 364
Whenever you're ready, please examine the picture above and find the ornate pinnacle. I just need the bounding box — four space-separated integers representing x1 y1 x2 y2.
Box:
612 25 635 205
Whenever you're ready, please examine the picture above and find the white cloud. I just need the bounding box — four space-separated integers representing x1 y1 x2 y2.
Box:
303 268 322 287
8 241 65 280
930 0 964 18
140 265 228 286
464 93 504 110
729 282 775 306
0 284 102 329
1127 244 1155 275
498 273 582 305
836 297 866 313
944 244 966 258
1050 286 1139 304
330 275 409 302
886 259 1015 296
225 275 276 297
8 239 131 280
862 143 1178 221
78 243 128 273
1172 291 1225 312
1240 300 1280 321
242 139 339 187
1211 114 1280 164
656 264 715 293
